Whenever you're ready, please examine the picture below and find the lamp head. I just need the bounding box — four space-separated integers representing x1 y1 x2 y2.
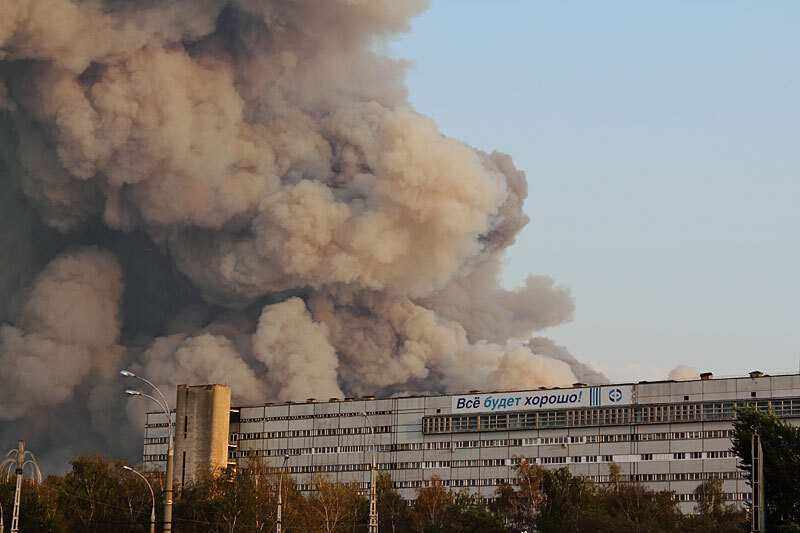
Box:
124 389 142 396
284 454 290 460
120 370 135 378
122 465 133 471
360 411 367 416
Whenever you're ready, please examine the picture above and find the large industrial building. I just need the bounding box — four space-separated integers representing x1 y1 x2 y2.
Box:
143 371 800 512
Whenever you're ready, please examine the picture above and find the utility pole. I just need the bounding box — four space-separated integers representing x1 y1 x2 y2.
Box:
277 454 289 533
1 441 42 533
361 411 378 533
751 432 765 533
121 370 174 532
11 467 20 533
123 466 156 533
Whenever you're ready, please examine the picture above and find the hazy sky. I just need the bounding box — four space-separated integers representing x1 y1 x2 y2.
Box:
391 1 800 383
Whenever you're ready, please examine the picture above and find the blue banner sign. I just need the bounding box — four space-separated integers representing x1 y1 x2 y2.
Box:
451 385 632 413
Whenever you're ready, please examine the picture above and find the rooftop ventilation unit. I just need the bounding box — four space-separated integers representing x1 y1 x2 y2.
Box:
700 372 713 381
749 370 764 378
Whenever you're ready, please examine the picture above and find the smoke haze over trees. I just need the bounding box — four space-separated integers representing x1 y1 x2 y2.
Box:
0 0 606 468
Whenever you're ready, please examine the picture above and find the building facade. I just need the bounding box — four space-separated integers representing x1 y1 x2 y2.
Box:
143 371 800 512
173 384 232 487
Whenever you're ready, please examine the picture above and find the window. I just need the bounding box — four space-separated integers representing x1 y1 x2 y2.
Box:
707 451 733 459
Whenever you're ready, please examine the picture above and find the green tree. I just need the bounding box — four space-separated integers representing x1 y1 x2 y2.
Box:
174 467 263 531
731 406 800 528
491 459 544 532
679 478 748 533
0 477 56 532
536 466 599 532
600 463 681 533
172 460 306 532
48 455 155 532
409 477 453 533
305 473 365 533
497 459 683 533
377 472 411 533
448 490 507 533
495 459 604 533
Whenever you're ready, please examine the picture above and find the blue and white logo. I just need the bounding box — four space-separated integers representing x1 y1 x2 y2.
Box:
589 387 601 406
608 388 623 403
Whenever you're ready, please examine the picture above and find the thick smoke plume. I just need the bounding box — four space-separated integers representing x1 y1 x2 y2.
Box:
668 365 700 381
0 0 605 469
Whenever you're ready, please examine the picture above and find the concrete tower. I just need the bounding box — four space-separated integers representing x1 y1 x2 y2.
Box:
173 384 232 488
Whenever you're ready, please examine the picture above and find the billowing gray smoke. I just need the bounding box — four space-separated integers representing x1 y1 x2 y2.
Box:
0 0 606 470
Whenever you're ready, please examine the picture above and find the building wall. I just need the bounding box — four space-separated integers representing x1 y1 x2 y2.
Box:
172 384 232 487
144 373 800 513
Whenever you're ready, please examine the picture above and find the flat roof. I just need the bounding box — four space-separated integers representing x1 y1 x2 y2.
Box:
228 370 800 410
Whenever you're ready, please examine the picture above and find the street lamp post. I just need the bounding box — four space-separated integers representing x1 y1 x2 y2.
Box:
360 411 378 533
123 466 156 533
277 453 289 533
121 370 174 533
1 440 41 533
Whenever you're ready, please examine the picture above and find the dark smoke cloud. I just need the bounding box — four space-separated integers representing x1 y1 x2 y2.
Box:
0 0 605 470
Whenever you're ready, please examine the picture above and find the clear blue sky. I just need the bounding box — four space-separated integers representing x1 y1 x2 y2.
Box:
391 0 800 382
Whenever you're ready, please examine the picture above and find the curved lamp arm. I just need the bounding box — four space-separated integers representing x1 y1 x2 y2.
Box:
121 371 172 438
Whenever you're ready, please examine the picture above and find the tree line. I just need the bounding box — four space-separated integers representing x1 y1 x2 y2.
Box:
1 406 798 532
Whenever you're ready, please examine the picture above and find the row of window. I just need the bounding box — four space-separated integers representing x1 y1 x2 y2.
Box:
228 450 736 468
225 432 738 459
529 453 734 465
147 430 739 463
292 471 746 491
632 471 745 482
144 422 171 429
145 430 738 453
234 426 391 441
221 467 748 497
223 430 736 457
281 461 512 474
675 492 750 502
418 430 733 451
238 410 393 424
636 451 735 461
270 480 751 501
423 398 800 434
232 443 407 458
294 482 371 492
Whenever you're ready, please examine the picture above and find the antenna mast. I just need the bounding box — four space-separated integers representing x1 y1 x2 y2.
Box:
1 440 42 533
